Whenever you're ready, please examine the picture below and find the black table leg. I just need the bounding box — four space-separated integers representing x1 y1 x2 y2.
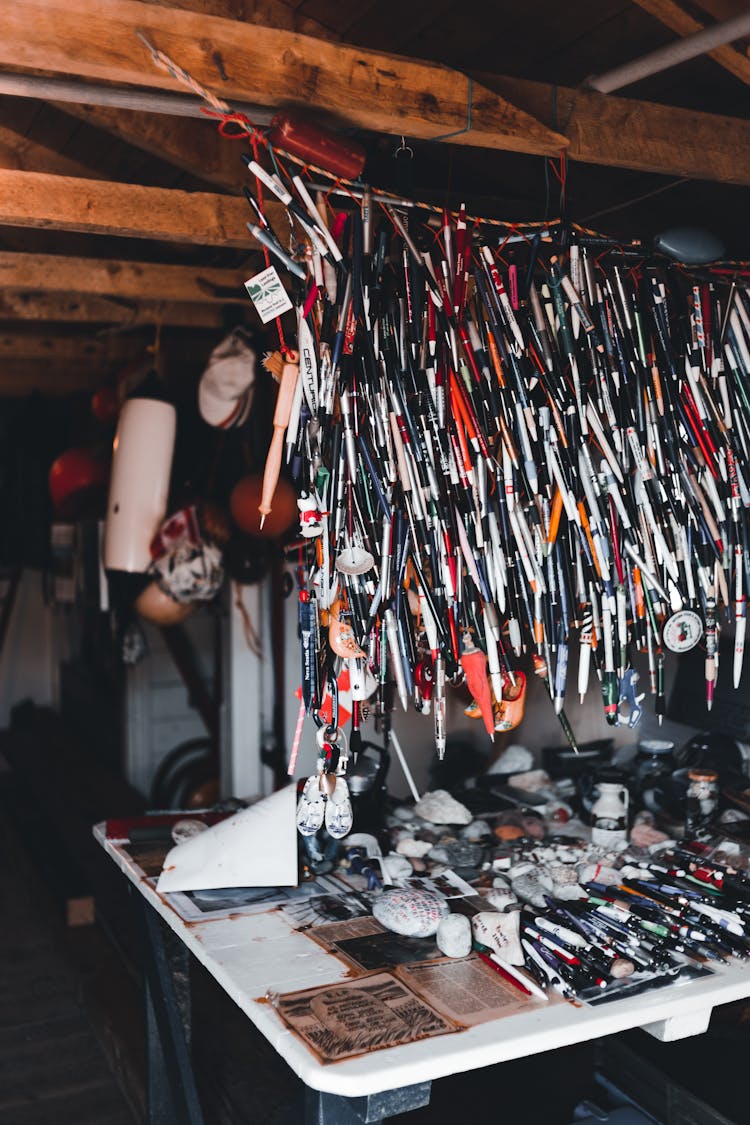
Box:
141 898 205 1125
305 1082 432 1124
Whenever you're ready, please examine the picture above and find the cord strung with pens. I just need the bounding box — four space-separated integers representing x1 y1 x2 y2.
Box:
240 142 750 774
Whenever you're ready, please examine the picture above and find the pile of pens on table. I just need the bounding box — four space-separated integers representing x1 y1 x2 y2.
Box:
510 840 750 1003
244 145 750 754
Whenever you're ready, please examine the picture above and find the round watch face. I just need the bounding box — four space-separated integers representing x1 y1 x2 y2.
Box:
662 610 703 653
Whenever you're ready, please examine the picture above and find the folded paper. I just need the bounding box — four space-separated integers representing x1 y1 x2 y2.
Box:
157 785 298 892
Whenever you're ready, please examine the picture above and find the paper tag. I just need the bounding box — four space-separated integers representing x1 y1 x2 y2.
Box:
245 265 293 324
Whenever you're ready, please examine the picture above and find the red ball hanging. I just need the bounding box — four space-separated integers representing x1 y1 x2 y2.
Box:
230 473 298 539
48 448 109 518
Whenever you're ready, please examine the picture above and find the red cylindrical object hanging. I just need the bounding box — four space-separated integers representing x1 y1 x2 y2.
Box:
268 112 365 181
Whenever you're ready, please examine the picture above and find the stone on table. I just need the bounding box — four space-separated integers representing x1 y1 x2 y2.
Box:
472 910 524 965
508 769 551 792
414 790 473 826
427 841 484 868
488 744 534 774
461 819 492 841
396 837 433 858
436 913 472 958
372 888 449 937
485 886 518 911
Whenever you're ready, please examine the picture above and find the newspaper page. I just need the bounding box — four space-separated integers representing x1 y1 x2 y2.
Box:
396 955 542 1025
272 971 460 1063
305 916 385 950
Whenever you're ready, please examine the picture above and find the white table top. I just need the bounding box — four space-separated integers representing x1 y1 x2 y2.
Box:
95 823 750 1097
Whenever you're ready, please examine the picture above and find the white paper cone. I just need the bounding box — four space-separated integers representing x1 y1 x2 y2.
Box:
156 785 298 892
104 398 176 572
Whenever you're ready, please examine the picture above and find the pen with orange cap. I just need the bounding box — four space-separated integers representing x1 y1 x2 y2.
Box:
259 349 300 530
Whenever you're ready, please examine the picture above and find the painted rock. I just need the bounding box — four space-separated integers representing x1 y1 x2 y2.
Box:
414 790 472 826
485 886 518 911
436 914 472 958
472 911 524 965
578 863 620 886
372 888 449 938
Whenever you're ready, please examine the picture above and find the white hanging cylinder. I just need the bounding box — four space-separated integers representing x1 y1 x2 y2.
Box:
104 398 176 572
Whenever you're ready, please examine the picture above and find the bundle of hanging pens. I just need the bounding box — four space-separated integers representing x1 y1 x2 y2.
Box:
242 146 750 768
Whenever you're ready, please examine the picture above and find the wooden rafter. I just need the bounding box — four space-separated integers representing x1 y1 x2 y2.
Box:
632 0 750 85
0 122 106 179
478 73 750 185
0 332 138 363
0 292 228 328
0 169 280 247
0 363 104 395
0 252 249 303
46 0 338 189
0 0 566 157
54 104 244 191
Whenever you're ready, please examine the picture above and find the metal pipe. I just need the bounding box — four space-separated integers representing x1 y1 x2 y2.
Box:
0 71 273 124
586 10 750 93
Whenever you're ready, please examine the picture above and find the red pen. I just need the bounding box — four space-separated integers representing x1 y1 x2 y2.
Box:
509 263 519 310
446 606 460 662
475 950 532 997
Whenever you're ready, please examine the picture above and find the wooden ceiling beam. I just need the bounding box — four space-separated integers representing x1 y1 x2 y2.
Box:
0 363 104 395
0 331 144 363
477 73 750 185
53 104 245 191
632 0 750 85
0 122 106 178
0 251 249 303
0 0 567 157
0 292 228 328
0 169 280 247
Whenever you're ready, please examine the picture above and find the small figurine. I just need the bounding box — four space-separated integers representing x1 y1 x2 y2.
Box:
617 667 644 728
297 491 323 537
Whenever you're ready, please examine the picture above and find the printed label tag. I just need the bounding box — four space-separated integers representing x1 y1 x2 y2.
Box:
244 265 293 324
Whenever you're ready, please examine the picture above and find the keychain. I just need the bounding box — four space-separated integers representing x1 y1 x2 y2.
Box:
295 724 353 839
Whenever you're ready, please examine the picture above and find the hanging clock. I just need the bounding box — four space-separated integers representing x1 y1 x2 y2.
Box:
662 610 703 653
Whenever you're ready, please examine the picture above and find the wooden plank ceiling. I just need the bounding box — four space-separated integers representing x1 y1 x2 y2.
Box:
0 0 749 394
